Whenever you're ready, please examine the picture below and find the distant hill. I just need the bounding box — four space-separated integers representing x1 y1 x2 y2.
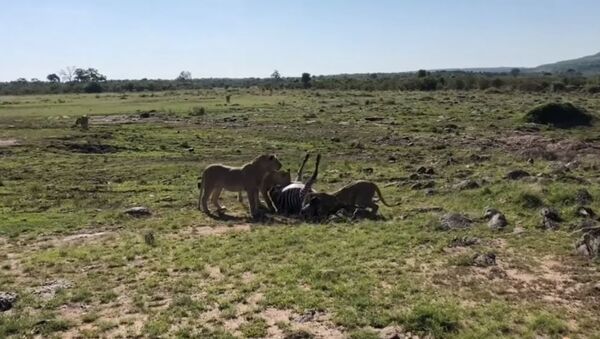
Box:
529 52 600 75
434 51 600 75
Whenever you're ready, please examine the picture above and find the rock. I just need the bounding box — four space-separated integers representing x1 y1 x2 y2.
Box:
124 206 152 217
364 116 384 121
424 188 437 196
330 137 340 142
0 292 17 312
488 213 508 230
576 206 596 219
539 208 561 230
483 207 500 219
416 166 435 175
575 228 600 258
505 169 531 180
540 207 561 222
575 188 593 205
362 167 374 175
439 213 472 230
473 252 497 267
449 236 480 247
139 112 151 118
453 179 480 190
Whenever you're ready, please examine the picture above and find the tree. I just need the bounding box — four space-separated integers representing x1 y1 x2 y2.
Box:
510 68 521 77
177 71 192 81
47 73 60 83
301 72 311 89
59 66 77 82
271 70 281 80
74 68 90 82
74 68 107 82
417 69 428 78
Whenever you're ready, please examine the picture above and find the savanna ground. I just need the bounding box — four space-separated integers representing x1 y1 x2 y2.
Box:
1 88 600 338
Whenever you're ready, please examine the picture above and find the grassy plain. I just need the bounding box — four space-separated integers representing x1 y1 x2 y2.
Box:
1 89 600 338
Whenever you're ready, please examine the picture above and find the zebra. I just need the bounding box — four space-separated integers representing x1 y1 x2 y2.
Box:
269 153 321 216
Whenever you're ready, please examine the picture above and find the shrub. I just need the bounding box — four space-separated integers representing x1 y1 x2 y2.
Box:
83 82 103 93
403 301 461 338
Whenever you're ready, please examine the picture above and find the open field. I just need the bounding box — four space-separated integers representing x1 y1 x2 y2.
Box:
1 89 600 338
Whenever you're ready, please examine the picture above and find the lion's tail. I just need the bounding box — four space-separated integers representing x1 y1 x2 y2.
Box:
374 184 400 207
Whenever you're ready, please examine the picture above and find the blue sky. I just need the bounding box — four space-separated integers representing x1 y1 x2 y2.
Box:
1 0 599 81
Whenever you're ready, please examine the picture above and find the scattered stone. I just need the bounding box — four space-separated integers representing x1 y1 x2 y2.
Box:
540 208 561 230
575 188 593 205
505 169 531 180
365 116 384 121
439 213 472 230
449 236 480 247
33 279 72 299
303 113 317 119
0 292 17 312
416 166 435 175
388 155 397 163
330 137 340 142
124 206 152 217
488 213 508 230
473 252 497 267
453 179 480 190
576 206 596 219
424 188 437 196
139 112 151 118
362 167 374 175
575 228 600 258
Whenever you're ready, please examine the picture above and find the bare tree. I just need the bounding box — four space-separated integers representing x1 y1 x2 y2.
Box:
176 71 192 81
59 66 77 82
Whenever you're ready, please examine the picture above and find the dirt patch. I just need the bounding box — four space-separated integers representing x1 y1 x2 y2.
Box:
90 114 186 125
33 230 116 250
499 133 599 161
185 224 252 237
0 138 19 147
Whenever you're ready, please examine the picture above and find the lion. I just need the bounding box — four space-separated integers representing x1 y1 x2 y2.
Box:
301 180 399 220
198 154 282 218
235 169 292 212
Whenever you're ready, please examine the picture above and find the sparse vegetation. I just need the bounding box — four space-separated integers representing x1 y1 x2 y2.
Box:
1 89 600 337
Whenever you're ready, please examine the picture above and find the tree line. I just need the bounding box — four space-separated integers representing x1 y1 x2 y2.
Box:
1 67 599 95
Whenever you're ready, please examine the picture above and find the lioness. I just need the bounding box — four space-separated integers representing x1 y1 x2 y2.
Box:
301 180 399 219
198 154 282 218
235 169 292 212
